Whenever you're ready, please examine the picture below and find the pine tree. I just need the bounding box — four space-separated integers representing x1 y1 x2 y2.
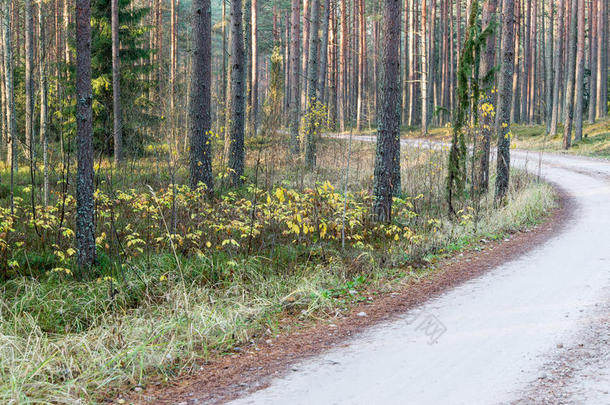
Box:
373 0 401 223
289 0 301 153
228 0 246 185
562 0 578 149
304 0 321 170
189 0 213 191
111 0 123 163
495 0 516 202
76 0 96 270
573 0 585 141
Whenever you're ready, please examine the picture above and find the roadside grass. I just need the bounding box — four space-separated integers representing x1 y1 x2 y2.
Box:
0 139 556 404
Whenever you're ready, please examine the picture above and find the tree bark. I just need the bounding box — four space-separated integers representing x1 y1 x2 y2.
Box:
302 0 311 111
573 0 585 141
544 0 554 132
588 0 597 122
338 0 347 131
39 1 49 206
305 0 321 169
250 0 258 137
595 0 607 118
406 0 417 126
3 0 16 207
189 0 213 191
550 0 564 135
111 0 123 164
318 0 331 104
76 0 96 269
328 1 337 128
356 0 365 131
402 0 409 123
25 0 34 160
228 0 246 185
289 0 301 153
478 0 497 194
519 0 530 122
495 0 516 202
373 0 401 223
562 0 578 149
421 0 428 135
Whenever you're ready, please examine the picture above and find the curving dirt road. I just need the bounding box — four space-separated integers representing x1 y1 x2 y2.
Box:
229 140 610 405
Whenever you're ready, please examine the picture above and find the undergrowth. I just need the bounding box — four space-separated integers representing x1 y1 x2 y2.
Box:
0 139 556 403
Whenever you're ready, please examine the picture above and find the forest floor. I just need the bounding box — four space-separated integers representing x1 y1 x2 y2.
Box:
1 139 556 404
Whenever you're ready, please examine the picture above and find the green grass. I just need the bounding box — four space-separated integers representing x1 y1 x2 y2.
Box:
511 119 610 159
399 118 610 160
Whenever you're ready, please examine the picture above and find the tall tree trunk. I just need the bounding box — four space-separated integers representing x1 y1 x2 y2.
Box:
39 1 49 206
588 0 597 122
402 0 409 123
421 0 428 135
595 0 607 118
373 0 401 223
250 0 258 137
25 0 34 161
478 0 497 194
328 1 337 128
550 0 564 135
510 0 521 122
573 0 585 141
0 34 5 160
289 0 301 153
305 0 321 169
228 0 246 185
495 0 516 202
3 0 16 203
338 0 347 131
75 0 96 270
155 0 163 99
284 11 290 123
189 0 213 191
318 0 331 104
302 0 311 111
562 0 578 149
406 0 417 126
356 0 365 131
544 0 554 132
222 0 227 123
520 0 530 122
170 0 178 143
527 0 537 123
111 0 123 164
429 0 437 126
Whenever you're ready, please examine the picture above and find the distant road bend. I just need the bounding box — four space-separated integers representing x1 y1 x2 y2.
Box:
229 137 610 405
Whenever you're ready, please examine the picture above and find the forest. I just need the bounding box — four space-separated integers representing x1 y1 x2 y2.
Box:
0 0 608 402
